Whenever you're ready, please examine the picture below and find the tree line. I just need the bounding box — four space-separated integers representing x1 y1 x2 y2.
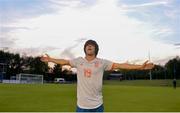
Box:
104 56 180 80
0 50 76 82
0 50 179 82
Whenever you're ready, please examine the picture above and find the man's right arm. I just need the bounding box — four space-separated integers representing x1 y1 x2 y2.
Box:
41 54 70 66
48 58 70 65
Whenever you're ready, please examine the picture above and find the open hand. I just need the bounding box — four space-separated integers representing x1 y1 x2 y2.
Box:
40 54 51 62
142 60 154 70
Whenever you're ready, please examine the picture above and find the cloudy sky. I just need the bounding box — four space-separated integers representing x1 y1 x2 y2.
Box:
0 0 180 65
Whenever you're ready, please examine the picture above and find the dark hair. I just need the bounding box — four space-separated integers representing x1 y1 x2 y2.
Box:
84 40 99 56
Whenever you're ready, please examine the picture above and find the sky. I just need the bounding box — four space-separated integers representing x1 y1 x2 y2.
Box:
0 0 180 65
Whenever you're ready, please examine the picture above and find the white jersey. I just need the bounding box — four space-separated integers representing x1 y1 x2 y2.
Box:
70 57 113 109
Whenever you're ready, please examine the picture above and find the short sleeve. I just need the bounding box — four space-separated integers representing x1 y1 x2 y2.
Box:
69 57 81 68
103 59 114 71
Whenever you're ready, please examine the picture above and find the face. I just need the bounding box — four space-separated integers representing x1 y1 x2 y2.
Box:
85 44 96 56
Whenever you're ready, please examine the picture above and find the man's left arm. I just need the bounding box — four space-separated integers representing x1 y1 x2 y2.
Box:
112 61 154 70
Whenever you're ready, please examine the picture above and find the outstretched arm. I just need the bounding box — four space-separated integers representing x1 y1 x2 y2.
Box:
112 61 154 70
41 54 70 66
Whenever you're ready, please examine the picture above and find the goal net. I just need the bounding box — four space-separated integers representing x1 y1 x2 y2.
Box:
16 73 43 84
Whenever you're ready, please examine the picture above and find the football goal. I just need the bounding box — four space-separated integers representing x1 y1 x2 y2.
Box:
16 73 43 84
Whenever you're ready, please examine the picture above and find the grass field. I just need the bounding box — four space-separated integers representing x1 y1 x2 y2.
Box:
0 80 180 112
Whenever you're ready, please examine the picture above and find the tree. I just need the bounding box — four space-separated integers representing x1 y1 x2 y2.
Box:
165 56 180 79
61 69 77 81
151 65 165 79
29 56 49 75
0 51 24 79
52 64 62 78
0 51 49 80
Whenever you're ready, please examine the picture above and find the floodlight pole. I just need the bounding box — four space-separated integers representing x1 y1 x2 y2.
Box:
149 50 152 80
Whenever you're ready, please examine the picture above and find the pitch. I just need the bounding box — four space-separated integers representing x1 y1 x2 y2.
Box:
0 80 179 112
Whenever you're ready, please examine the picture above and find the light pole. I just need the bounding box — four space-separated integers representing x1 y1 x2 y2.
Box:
149 50 152 80
174 43 179 79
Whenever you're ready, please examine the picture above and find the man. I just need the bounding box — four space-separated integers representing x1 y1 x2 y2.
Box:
173 79 177 89
41 40 154 112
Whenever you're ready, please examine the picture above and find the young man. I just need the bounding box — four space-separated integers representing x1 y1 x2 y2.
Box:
41 40 154 112
173 79 177 89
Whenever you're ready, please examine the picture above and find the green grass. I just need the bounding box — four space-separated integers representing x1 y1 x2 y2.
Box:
0 80 180 112
104 85 180 112
0 84 77 112
104 79 180 87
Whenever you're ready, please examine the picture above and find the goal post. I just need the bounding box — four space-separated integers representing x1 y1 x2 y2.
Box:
16 73 43 84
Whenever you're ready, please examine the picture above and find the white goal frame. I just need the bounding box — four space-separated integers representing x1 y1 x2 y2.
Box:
16 73 43 84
